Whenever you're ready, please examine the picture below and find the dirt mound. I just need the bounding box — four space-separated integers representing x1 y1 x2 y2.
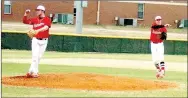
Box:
2 73 177 91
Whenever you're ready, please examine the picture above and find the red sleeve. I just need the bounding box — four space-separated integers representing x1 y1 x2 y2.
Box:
22 16 34 25
44 17 51 28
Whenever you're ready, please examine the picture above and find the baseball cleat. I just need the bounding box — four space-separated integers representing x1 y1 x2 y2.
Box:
26 72 39 78
159 74 165 79
160 71 165 78
156 72 164 79
156 69 161 79
26 72 33 78
32 73 39 78
156 72 160 79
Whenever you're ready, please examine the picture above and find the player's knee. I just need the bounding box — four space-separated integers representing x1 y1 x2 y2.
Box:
32 59 38 63
32 56 39 62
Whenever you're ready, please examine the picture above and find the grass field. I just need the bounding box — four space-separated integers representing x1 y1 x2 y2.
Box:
2 49 187 62
2 49 187 97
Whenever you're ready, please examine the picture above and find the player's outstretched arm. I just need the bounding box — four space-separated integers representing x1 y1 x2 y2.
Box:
23 9 33 25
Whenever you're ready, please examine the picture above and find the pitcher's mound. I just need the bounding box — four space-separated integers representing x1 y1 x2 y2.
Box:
2 73 177 91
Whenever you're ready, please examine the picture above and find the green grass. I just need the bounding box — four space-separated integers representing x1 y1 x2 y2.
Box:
2 85 187 97
2 62 187 97
2 49 187 97
2 49 187 62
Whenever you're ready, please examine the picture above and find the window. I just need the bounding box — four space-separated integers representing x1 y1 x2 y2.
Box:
138 3 144 19
4 1 11 14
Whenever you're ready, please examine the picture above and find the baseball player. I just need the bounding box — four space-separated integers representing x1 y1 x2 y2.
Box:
23 5 51 78
150 16 170 79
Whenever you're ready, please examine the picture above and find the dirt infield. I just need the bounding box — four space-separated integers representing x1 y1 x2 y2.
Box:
2 73 177 91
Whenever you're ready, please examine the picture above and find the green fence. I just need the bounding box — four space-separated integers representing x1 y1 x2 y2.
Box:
1 32 187 55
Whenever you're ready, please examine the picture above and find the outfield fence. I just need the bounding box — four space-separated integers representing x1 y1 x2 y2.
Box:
1 31 187 55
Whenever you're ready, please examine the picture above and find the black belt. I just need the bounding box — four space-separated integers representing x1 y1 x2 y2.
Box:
152 42 161 44
37 38 47 40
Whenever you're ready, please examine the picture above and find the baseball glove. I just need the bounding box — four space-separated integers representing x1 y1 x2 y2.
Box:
27 29 36 39
160 32 167 40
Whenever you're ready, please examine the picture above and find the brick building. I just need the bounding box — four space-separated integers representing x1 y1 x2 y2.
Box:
2 1 187 27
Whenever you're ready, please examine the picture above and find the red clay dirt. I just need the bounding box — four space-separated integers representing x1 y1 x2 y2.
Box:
2 73 177 91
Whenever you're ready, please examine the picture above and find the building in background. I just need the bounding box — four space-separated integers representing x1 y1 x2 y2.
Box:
1 1 187 28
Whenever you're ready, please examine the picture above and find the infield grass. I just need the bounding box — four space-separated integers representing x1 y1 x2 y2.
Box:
2 62 187 97
2 49 187 97
2 49 187 62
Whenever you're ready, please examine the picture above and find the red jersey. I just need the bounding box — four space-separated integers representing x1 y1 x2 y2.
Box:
150 22 167 43
23 16 51 38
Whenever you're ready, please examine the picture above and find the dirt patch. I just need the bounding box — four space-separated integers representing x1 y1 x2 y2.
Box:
2 73 177 91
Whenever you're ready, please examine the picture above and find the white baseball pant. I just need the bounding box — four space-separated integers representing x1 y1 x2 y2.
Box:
150 42 164 64
29 37 48 74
